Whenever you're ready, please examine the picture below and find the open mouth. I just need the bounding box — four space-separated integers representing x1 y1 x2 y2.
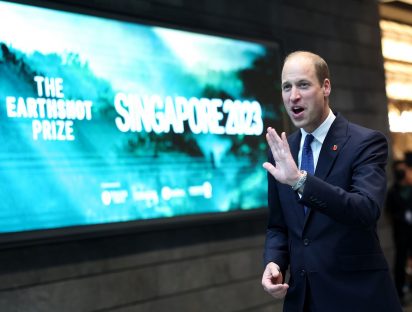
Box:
292 106 304 114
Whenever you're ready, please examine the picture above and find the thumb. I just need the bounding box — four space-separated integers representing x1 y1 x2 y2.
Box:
268 263 281 276
263 162 277 177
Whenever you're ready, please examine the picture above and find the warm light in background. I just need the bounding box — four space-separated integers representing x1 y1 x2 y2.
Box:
381 20 412 101
388 105 412 133
380 20 412 132
384 61 412 100
381 20 412 63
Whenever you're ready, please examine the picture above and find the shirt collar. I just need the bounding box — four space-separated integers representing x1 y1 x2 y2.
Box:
300 109 336 144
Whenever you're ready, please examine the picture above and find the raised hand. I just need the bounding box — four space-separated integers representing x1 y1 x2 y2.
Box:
262 127 300 186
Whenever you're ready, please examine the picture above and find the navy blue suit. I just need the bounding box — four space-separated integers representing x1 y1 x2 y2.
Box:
264 114 402 311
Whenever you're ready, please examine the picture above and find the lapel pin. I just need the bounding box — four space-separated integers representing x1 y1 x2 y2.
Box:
332 145 338 151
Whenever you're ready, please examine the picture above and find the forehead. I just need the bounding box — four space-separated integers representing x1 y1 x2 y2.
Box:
281 56 317 83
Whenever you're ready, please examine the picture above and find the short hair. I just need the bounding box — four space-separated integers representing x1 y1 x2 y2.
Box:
284 51 330 85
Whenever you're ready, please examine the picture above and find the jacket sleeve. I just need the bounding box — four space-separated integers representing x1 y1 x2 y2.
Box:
299 130 388 228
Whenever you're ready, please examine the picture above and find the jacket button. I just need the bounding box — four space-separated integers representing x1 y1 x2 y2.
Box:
303 238 310 246
300 269 306 276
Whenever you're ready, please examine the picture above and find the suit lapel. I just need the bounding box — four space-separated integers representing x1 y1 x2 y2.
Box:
315 116 350 180
303 114 350 226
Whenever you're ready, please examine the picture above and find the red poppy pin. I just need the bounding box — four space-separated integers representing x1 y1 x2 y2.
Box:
332 145 338 151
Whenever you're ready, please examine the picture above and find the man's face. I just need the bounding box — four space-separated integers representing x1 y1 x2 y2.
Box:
281 55 331 133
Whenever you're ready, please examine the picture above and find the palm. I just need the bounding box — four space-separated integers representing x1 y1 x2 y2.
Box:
263 128 299 185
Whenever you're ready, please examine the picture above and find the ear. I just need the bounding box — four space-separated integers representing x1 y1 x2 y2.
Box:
322 78 331 96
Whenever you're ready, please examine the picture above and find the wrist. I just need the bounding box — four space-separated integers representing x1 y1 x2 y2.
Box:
291 170 307 191
289 170 302 186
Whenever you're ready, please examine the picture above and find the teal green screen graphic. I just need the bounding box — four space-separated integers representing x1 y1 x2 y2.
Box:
0 1 283 234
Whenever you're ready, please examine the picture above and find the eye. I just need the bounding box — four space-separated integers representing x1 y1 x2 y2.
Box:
298 82 310 89
282 84 291 92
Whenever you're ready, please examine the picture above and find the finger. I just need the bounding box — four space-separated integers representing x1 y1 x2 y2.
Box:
263 162 278 178
267 127 283 146
266 133 282 161
265 283 289 299
280 132 292 154
268 130 291 163
267 263 281 275
262 262 281 282
267 283 289 292
269 283 289 293
266 130 280 150
273 286 289 299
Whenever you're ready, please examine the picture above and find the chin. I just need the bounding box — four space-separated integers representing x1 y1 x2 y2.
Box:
291 119 306 129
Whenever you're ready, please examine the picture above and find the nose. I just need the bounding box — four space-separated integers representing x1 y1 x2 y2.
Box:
290 86 301 102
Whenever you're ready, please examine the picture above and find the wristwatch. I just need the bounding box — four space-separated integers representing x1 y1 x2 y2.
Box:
291 170 307 192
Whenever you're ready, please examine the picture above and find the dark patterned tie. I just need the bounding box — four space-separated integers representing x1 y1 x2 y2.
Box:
301 134 314 214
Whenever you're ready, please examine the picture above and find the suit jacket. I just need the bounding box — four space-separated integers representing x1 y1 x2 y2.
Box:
263 114 402 312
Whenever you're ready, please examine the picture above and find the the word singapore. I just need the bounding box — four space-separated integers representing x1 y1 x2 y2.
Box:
114 93 263 136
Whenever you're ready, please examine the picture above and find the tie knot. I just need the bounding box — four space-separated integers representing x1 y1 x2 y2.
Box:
303 134 314 149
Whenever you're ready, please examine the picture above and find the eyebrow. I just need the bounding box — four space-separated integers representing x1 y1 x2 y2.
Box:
281 82 290 87
281 79 310 87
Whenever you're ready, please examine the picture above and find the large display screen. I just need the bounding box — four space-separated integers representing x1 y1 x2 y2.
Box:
0 0 283 237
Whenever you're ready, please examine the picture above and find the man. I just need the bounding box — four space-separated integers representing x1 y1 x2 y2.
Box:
261 51 402 311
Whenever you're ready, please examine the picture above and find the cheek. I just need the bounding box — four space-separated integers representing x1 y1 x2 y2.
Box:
306 93 325 111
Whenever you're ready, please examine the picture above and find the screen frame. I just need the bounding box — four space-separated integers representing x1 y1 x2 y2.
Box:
0 0 287 248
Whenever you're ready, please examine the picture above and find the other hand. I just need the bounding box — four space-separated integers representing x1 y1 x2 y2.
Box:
261 262 289 299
